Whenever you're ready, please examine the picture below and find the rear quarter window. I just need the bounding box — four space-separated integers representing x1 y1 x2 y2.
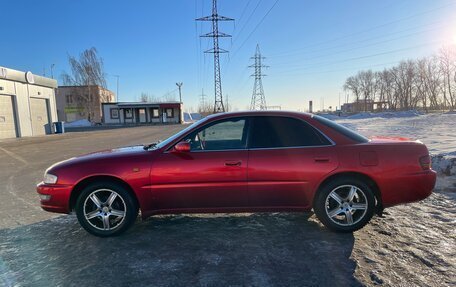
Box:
312 115 369 143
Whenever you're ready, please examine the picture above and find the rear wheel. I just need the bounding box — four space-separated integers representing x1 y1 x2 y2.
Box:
314 178 375 232
75 182 138 237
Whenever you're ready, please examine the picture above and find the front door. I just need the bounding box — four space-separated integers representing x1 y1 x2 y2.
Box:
247 116 338 208
149 117 250 210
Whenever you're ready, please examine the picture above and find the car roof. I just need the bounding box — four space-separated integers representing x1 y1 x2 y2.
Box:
205 110 314 120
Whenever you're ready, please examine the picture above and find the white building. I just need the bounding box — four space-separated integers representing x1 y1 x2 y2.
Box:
0 66 58 139
102 102 183 125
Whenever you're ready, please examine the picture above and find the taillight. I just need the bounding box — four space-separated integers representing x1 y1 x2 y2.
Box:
419 155 431 170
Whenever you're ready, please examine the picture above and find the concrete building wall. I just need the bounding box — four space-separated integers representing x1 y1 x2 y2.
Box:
56 86 115 123
0 66 57 139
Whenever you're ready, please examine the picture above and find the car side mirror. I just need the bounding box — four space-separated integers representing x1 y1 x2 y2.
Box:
174 141 190 152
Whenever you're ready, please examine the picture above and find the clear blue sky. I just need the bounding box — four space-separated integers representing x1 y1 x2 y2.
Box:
2 0 456 111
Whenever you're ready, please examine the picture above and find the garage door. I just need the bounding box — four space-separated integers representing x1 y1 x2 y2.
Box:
30 98 50 136
0 95 17 139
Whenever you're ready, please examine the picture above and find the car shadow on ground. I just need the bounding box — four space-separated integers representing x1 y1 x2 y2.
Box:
0 213 362 287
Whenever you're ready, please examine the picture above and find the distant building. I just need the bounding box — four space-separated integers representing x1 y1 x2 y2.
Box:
0 66 58 139
341 99 389 113
56 85 115 123
102 102 183 125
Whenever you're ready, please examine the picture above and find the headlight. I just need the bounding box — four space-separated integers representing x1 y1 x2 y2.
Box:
44 173 58 184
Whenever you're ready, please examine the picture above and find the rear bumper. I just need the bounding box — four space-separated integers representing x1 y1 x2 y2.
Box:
381 170 437 208
36 182 73 214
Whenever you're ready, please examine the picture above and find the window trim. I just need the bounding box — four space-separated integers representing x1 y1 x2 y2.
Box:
246 115 335 150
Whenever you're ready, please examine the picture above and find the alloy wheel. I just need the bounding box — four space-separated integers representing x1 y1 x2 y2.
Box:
324 185 368 226
83 189 127 231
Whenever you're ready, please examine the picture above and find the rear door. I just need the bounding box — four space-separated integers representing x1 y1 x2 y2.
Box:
247 116 338 208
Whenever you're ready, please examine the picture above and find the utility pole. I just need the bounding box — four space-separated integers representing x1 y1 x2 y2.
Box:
176 82 183 123
249 44 268 110
113 75 120 102
225 93 229 112
196 0 233 113
176 82 183 103
50 64 55 79
200 89 207 106
338 92 341 111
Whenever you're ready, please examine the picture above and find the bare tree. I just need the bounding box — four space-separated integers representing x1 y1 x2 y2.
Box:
61 47 107 121
344 75 362 104
140 93 150 102
358 70 377 111
342 45 456 113
439 46 456 110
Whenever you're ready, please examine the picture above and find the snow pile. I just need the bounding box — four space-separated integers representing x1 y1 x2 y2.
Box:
432 154 456 176
346 110 422 120
183 112 203 123
64 119 92 127
191 113 203 120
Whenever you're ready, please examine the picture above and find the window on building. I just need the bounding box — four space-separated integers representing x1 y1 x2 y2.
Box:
110 108 119 119
151 108 159 118
125 109 133 119
165 108 173 118
66 94 73 104
249 116 331 148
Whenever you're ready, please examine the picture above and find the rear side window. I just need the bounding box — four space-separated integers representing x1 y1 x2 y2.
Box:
249 116 331 148
312 115 369 143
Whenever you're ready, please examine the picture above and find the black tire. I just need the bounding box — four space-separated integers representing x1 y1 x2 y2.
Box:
75 181 138 237
313 177 375 232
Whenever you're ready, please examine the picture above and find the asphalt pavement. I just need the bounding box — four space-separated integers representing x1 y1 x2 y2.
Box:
0 125 454 287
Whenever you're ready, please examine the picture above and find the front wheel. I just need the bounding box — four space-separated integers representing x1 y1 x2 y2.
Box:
75 182 138 237
313 178 376 232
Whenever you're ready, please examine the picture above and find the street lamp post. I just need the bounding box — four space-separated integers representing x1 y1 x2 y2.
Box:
113 75 120 102
176 82 183 123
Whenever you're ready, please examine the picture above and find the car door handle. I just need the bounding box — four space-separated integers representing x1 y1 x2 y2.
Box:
314 157 330 163
225 161 242 166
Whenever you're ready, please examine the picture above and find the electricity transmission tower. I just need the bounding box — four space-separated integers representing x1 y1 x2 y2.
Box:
196 0 233 113
250 44 268 110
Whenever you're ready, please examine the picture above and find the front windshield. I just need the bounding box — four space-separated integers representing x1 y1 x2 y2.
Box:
154 119 207 149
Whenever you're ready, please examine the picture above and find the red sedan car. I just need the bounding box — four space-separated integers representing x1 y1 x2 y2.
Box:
37 111 436 237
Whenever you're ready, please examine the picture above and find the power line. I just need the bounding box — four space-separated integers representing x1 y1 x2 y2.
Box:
273 40 444 74
268 2 455 57
270 19 447 59
271 24 447 68
232 0 280 59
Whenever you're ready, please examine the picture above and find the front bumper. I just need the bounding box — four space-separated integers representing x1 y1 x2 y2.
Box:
36 182 73 214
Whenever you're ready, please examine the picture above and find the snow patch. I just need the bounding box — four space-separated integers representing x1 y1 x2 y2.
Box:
64 119 92 127
346 110 422 120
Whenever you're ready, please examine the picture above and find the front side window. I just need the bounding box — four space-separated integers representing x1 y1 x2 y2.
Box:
186 118 248 151
249 116 331 148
